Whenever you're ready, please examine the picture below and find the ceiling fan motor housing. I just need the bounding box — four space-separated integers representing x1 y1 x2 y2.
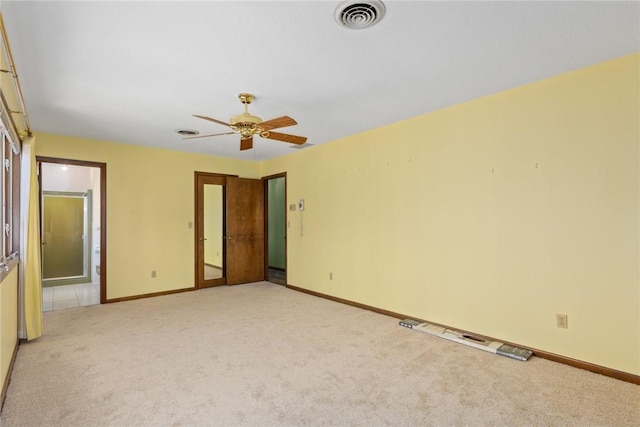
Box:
230 113 263 138
231 112 262 126
231 92 262 129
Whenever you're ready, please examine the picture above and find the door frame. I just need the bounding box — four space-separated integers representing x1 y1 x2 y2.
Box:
262 172 287 285
194 171 265 287
36 156 107 304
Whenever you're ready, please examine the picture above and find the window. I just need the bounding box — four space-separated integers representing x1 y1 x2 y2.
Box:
0 126 20 275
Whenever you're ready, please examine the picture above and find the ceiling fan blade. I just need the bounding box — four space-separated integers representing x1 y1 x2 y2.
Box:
240 136 253 151
262 131 307 145
259 116 298 131
193 114 231 127
183 131 236 140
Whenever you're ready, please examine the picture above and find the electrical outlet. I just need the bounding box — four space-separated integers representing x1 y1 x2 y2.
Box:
329 272 333 280
556 313 568 329
151 270 157 278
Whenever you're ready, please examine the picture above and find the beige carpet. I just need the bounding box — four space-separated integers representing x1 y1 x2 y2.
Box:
1 282 638 426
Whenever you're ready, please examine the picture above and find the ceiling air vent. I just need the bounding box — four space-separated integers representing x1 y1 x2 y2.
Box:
289 143 314 150
334 1 386 30
175 129 199 136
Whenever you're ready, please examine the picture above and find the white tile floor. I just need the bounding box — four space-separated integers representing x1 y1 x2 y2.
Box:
42 283 100 312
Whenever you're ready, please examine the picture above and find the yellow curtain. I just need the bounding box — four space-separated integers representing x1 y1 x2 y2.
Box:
19 135 42 340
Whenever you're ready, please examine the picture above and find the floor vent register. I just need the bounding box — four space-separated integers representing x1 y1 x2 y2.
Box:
399 319 533 361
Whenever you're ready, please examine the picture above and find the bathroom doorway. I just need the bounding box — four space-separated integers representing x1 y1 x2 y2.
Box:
37 157 106 310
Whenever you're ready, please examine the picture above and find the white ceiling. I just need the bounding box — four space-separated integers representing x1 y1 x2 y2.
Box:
2 1 638 161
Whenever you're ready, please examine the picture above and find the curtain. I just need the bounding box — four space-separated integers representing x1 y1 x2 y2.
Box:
18 135 42 340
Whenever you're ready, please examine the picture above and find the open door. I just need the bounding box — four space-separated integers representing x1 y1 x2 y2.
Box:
226 177 264 285
195 173 264 288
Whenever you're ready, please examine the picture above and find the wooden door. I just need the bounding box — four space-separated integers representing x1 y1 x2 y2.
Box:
226 177 265 285
195 173 264 288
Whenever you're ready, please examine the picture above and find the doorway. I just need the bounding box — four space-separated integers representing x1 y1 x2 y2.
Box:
194 172 264 288
264 173 287 285
37 157 107 309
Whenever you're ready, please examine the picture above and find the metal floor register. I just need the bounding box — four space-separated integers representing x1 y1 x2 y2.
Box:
399 319 533 361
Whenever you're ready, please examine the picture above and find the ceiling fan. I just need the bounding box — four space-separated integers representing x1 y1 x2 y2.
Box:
187 93 307 151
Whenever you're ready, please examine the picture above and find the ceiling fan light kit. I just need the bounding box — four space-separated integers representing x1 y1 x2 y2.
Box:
189 93 307 151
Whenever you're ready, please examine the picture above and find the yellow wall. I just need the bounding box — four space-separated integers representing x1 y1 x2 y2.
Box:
1 267 18 394
33 54 638 375
36 134 260 299
261 53 640 375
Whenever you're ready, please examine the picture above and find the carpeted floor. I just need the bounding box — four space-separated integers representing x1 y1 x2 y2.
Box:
1 282 638 426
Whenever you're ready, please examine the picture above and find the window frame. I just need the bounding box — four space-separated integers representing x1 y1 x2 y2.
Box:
0 127 20 281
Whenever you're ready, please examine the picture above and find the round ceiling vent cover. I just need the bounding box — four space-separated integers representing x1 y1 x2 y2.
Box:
334 1 386 30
